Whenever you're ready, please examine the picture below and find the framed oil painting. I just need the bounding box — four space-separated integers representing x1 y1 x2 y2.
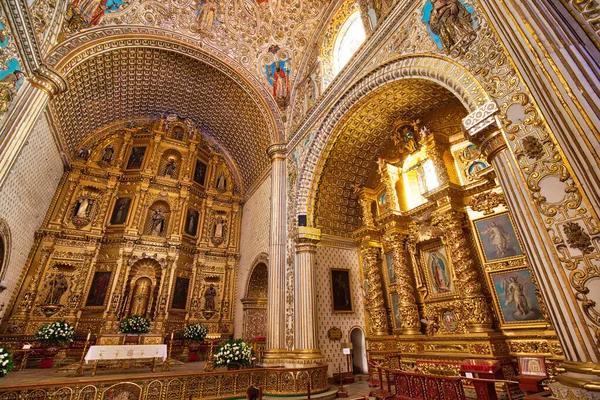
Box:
474 212 523 262
330 268 353 313
491 268 544 324
171 277 190 310
110 198 132 225
126 146 146 170
391 293 401 328
85 271 112 307
385 252 396 284
193 159 207 186
184 209 199 236
421 242 455 298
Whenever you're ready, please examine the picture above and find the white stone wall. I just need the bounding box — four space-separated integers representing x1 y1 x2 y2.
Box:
0 114 63 318
315 241 365 376
234 174 271 338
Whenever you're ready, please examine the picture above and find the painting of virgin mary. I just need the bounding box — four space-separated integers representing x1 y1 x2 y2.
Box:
424 246 454 295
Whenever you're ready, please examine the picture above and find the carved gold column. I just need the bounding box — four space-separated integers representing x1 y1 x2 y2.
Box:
431 209 493 332
0 67 66 187
382 230 420 334
463 102 600 393
293 227 323 361
264 143 287 362
354 227 388 336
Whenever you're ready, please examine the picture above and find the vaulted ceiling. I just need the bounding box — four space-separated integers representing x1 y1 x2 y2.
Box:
315 79 466 237
51 47 273 188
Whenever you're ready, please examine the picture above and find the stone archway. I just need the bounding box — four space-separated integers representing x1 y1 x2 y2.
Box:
242 261 268 340
294 54 490 224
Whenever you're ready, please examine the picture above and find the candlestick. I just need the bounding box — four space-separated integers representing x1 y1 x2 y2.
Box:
86 331 91 341
170 331 174 340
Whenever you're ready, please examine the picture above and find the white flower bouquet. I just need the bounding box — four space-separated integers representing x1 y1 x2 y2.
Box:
35 321 75 346
0 348 14 377
183 323 208 342
119 315 150 334
213 339 254 368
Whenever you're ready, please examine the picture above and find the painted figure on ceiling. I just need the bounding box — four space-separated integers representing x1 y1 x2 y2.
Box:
266 60 291 109
197 0 217 32
428 0 473 50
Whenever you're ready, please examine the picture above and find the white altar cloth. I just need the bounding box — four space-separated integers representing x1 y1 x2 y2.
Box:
84 345 167 364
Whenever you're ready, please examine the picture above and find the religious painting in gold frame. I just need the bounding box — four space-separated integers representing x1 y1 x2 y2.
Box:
84 270 113 308
489 267 546 327
330 268 353 313
472 212 524 263
125 146 147 170
420 241 456 299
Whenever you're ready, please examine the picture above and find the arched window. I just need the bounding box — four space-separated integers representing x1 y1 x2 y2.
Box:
333 11 366 74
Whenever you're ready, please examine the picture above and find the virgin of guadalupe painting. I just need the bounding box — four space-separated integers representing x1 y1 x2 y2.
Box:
266 60 290 109
171 277 190 309
126 146 146 170
474 212 523 262
193 160 207 186
385 252 395 284
422 245 454 296
491 268 543 323
110 198 131 225
330 269 353 312
85 271 112 307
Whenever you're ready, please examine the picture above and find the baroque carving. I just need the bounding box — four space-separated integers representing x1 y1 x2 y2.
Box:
470 192 506 216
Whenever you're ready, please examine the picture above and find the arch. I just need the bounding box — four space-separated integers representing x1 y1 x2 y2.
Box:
242 252 269 340
46 27 283 142
0 219 12 286
245 262 268 300
349 326 367 374
294 54 492 224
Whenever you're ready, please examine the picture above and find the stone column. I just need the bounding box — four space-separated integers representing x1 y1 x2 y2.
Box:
463 102 600 393
0 68 67 188
264 143 287 361
293 227 323 361
382 231 420 334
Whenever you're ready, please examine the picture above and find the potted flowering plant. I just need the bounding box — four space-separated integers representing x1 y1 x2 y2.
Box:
119 316 150 343
213 339 254 370
182 323 208 361
0 348 14 377
35 321 75 368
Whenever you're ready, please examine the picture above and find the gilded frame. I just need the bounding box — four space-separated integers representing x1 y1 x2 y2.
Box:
472 212 524 263
84 270 114 309
330 268 353 313
108 196 134 226
419 241 457 300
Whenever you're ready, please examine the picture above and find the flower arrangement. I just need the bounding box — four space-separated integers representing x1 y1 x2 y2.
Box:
183 323 208 342
119 315 150 334
213 339 254 368
0 348 14 377
35 321 75 345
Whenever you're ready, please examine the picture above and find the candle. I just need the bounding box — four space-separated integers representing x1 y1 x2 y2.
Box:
86 332 91 341
170 332 174 340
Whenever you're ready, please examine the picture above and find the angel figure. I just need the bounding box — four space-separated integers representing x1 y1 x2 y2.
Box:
421 315 439 337
503 276 530 317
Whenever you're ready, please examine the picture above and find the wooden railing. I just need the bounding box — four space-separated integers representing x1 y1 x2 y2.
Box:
369 366 466 400
0 363 330 400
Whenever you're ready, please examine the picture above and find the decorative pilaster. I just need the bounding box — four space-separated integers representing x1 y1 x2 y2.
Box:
293 227 323 361
431 209 493 332
464 102 600 393
382 232 420 334
264 143 288 361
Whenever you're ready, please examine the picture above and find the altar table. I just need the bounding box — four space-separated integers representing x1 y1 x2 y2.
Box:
84 344 168 376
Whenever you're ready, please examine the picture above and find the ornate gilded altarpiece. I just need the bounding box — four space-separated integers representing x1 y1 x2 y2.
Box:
1 115 241 337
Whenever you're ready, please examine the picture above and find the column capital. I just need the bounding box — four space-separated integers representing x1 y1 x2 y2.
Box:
266 143 287 160
29 65 68 96
462 101 507 161
294 226 321 246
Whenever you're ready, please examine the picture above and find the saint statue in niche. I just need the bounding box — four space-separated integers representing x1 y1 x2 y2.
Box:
185 209 199 236
101 144 114 163
216 173 227 191
149 209 166 235
163 159 177 178
428 0 473 50
204 283 217 310
77 147 91 160
74 197 91 218
172 126 185 141
213 216 226 238
44 273 69 305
